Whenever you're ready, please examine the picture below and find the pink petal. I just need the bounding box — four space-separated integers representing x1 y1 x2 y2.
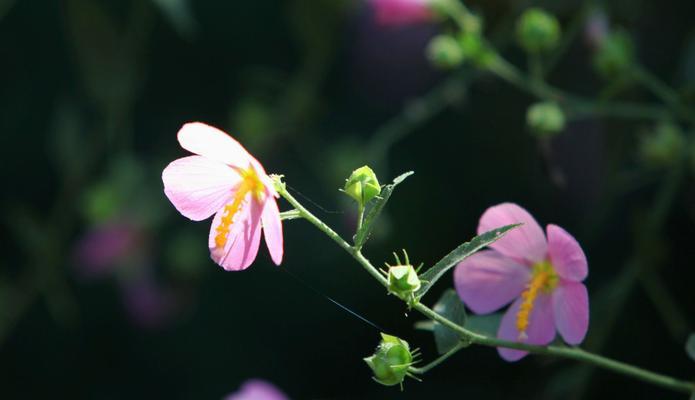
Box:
261 195 283 265
162 155 240 221
497 293 556 361
177 122 251 168
225 379 288 400
553 282 589 345
371 0 434 26
478 203 547 264
547 224 588 282
454 250 530 314
208 197 263 271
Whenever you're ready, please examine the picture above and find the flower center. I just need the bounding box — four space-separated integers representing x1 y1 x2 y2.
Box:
515 260 558 339
214 167 265 249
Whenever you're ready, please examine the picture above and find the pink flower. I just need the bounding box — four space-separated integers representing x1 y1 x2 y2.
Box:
162 122 283 271
454 203 589 361
224 379 288 400
369 0 435 26
73 222 143 279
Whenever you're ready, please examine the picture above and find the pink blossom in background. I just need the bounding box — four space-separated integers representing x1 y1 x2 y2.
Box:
73 222 143 279
584 9 609 50
369 0 435 26
121 276 178 330
162 122 283 271
224 379 288 400
454 203 589 361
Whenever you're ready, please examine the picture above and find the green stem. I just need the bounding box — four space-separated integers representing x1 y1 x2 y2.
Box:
414 303 693 394
275 180 387 287
631 65 683 112
356 204 365 232
487 56 673 121
409 341 467 374
275 177 695 395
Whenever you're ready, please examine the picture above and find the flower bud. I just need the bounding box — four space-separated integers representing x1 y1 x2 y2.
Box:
526 101 566 137
593 29 634 78
426 35 464 69
364 333 414 387
516 8 561 53
639 122 685 168
343 166 381 207
457 32 494 68
388 265 421 301
460 12 483 35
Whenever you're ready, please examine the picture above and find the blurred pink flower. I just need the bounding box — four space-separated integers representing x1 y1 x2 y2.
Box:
162 122 283 271
121 276 178 330
73 222 142 279
454 203 589 361
224 379 288 400
584 9 609 50
369 0 435 26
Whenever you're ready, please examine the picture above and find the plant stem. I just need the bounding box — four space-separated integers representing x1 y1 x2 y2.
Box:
413 302 694 394
275 180 387 287
409 341 467 374
356 204 365 232
275 178 695 395
487 56 673 121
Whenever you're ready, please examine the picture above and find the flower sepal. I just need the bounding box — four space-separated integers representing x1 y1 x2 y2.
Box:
342 166 381 208
364 333 420 389
381 250 424 307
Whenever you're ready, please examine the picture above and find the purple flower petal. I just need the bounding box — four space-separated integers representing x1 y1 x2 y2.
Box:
478 203 547 265
73 223 140 279
224 379 288 400
553 281 589 345
497 293 556 361
454 250 530 314
369 0 434 27
547 224 588 282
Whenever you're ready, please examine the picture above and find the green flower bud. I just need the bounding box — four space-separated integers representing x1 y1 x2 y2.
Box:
639 122 685 168
526 101 566 137
364 333 414 387
388 265 421 301
516 8 561 53
457 32 495 68
593 29 634 78
461 12 483 35
343 166 381 207
382 250 422 305
427 35 464 69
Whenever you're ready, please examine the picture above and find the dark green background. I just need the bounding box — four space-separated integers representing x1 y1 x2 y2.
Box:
2 0 695 398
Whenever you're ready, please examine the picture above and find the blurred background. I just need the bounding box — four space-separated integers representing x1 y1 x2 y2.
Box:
2 0 695 398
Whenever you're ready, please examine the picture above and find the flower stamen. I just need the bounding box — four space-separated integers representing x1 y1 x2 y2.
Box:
214 168 265 249
516 261 558 340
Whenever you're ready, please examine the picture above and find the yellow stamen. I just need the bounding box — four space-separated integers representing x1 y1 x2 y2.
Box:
214 167 265 249
516 261 558 340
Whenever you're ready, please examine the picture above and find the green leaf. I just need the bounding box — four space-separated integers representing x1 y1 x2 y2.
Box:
433 289 467 354
353 171 413 248
685 333 695 361
416 224 519 298
465 313 503 337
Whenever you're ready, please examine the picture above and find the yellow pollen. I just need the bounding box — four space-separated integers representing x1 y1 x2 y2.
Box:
214 167 265 249
515 261 558 340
